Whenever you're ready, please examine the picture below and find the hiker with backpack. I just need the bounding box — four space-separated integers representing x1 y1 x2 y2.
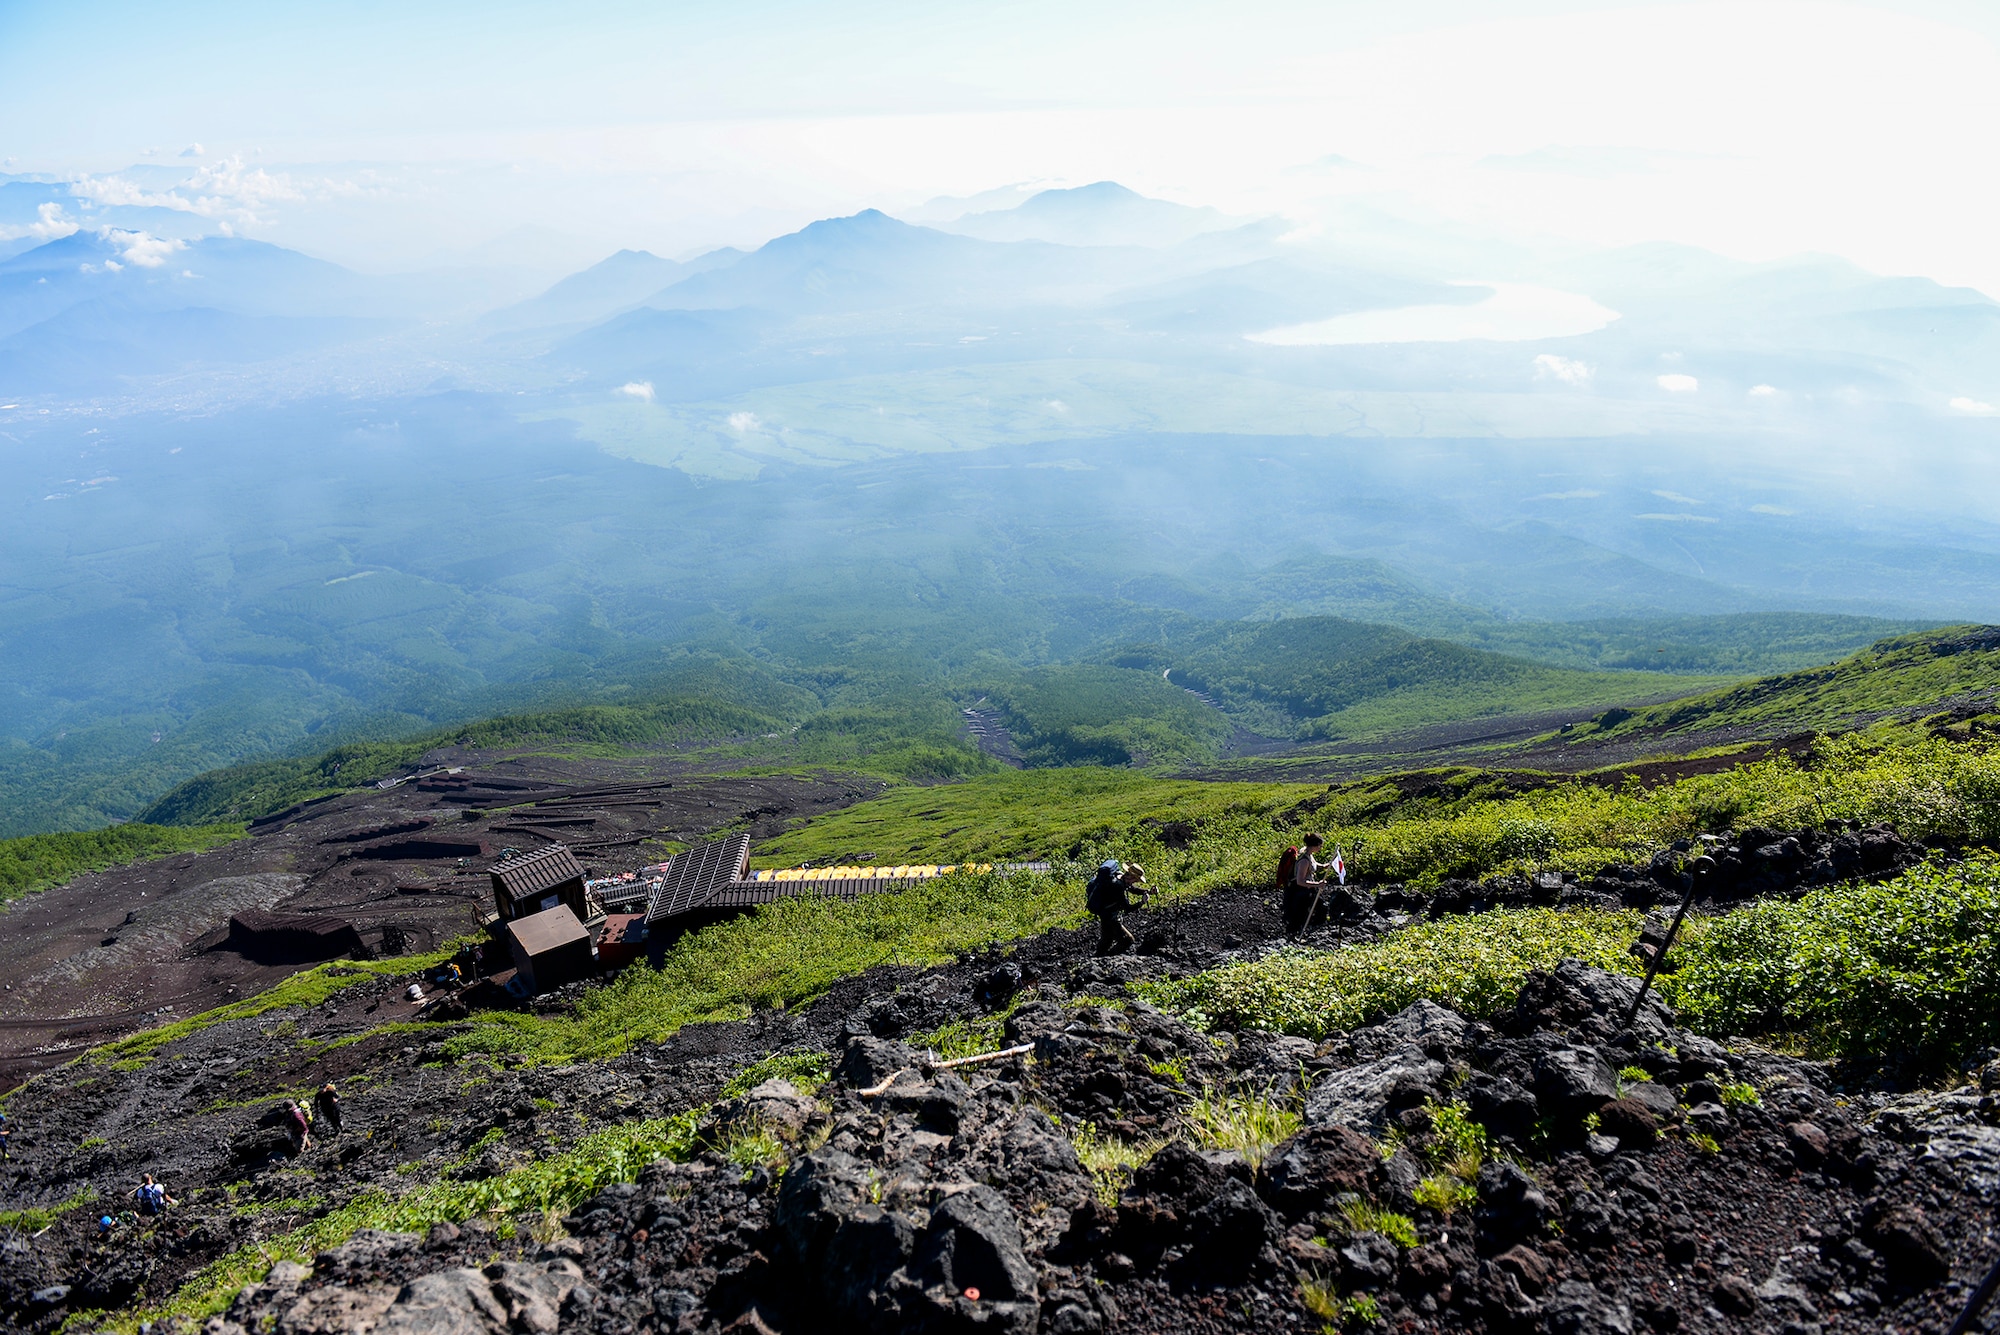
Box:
131 1174 176 1216
314 1083 343 1136
284 1099 313 1155
1086 859 1153 956
1279 834 1331 936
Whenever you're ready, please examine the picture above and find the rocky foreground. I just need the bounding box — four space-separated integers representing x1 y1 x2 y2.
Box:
4 824 1998 1334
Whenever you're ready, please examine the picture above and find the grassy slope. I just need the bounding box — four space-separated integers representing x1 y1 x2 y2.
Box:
138 697 807 827
1110 615 1719 741
749 768 1318 868
0 822 243 908
1577 625 2000 744
1466 612 1933 676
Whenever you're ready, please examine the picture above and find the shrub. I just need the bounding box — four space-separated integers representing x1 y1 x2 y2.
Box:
1144 909 1643 1038
1338 1199 1419 1248
1412 1175 1476 1215
721 1052 831 1099
1662 853 2000 1070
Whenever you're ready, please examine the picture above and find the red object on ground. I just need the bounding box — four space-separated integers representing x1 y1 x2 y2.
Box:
964 1288 980 1302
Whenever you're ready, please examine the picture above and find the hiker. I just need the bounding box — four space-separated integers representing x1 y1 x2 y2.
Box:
1280 834 1329 935
285 1099 313 1154
131 1174 176 1216
98 1214 117 1239
1087 860 1153 957
0 1111 10 1160
314 1082 343 1136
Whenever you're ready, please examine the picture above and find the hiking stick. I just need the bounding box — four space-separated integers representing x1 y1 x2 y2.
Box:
1948 1247 2000 1335
1302 882 1327 935
1622 876 1701 1030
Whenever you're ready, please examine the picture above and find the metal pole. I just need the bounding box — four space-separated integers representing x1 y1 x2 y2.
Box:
1623 869 1703 1030
1949 1248 2000 1335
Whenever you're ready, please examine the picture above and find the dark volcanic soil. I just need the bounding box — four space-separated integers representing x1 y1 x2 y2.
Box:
0 756 884 1088
2 817 1996 1334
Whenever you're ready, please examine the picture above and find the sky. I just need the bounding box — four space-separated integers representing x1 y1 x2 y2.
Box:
2 0 1997 291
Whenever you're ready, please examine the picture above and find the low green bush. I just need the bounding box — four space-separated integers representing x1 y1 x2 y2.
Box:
1142 908 1643 1039
1665 853 2000 1070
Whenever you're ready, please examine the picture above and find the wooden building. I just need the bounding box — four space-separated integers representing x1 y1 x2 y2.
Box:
490 844 589 923
505 904 594 993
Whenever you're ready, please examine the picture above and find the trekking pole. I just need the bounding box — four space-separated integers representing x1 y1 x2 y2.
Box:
1302 883 1328 936
1949 1246 2000 1335
1622 870 1703 1030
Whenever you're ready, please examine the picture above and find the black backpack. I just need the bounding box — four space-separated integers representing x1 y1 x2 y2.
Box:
1086 867 1120 912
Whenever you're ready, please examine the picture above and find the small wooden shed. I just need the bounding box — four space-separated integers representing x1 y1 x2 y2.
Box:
505 904 594 993
491 844 589 922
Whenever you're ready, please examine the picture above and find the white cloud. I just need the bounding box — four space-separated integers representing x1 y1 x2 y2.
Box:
1635 512 1718 523
1656 373 1700 393
1533 353 1593 385
1949 396 1996 414
70 157 308 230
1652 489 1702 505
103 229 185 267
1749 503 1794 515
0 201 81 243
180 143 204 158
726 411 761 434
616 381 655 402
1749 384 1781 397
1532 488 1600 500
1045 399 1070 413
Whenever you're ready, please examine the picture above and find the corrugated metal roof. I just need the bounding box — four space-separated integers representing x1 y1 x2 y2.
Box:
492 844 587 901
645 832 752 924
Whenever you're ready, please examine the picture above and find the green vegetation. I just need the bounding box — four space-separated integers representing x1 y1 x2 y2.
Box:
1300 733 2000 886
1718 1082 1761 1108
760 733 2000 894
1300 1270 1383 1331
1668 854 2000 1070
1185 1085 1302 1165
1070 1121 1167 1209
1338 1199 1419 1248
1575 626 2000 746
1145 909 1643 1039
443 869 1086 1065
0 1187 96 1233
120 1111 704 1331
1469 612 1931 677
753 766 1316 871
137 693 799 827
1150 846 2000 1074
1110 615 1715 742
0 821 242 906
912 1014 1010 1061
1393 1100 1486 1216
721 1051 832 1098
982 664 1230 767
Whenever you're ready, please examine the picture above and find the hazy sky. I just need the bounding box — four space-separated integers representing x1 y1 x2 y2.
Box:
3 0 1997 290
